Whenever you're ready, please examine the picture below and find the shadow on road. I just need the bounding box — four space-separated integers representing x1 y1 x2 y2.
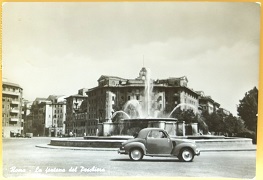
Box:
111 158 180 162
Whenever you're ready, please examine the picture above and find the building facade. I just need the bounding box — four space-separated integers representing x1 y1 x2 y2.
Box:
45 95 67 137
64 89 88 136
22 100 33 135
2 82 24 137
29 96 66 137
30 98 50 136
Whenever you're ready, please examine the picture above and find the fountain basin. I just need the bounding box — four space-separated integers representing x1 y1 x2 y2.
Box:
50 138 124 148
101 118 180 136
49 136 255 151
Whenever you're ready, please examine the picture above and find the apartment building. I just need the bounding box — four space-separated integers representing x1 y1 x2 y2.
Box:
22 100 33 135
2 81 23 137
46 95 67 136
30 96 66 137
64 89 88 136
30 98 50 136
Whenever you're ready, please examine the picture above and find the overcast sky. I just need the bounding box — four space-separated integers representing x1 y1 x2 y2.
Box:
2 2 261 115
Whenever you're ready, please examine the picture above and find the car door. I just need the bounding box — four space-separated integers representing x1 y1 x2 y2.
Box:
146 130 173 154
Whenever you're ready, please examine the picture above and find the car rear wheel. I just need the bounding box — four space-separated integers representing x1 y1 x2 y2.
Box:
179 148 194 162
129 148 144 161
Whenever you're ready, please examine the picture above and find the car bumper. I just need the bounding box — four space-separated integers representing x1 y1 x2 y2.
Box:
118 149 126 154
118 147 127 154
195 149 200 156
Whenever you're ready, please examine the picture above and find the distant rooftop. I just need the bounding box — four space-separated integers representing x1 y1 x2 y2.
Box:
65 94 88 99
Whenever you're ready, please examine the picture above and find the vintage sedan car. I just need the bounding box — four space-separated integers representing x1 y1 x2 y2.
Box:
118 128 200 162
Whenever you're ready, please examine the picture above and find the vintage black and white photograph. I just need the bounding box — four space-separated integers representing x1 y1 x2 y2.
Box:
2 2 261 179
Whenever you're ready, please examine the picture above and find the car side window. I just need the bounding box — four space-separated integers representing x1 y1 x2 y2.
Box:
148 130 167 139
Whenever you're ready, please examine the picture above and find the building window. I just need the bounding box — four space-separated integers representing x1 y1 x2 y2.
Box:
128 96 130 100
136 95 139 100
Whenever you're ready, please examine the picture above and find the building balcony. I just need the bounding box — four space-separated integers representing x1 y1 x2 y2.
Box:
11 100 20 105
10 108 19 113
2 90 20 96
10 118 19 122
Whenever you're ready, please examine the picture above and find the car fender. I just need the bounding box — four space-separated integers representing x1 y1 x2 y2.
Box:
172 142 196 156
124 142 147 154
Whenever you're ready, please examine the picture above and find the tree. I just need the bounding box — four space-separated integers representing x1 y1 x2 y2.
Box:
233 117 247 134
237 87 258 132
223 114 246 136
209 112 225 134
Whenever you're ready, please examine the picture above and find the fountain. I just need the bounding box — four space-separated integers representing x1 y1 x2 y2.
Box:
143 68 153 117
102 68 181 137
111 111 131 120
168 103 200 118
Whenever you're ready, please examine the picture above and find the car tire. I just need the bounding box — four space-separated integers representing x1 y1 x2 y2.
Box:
129 148 144 161
178 148 194 162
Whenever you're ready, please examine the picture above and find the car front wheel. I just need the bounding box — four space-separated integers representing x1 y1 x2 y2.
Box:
179 148 194 162
129 148 144 161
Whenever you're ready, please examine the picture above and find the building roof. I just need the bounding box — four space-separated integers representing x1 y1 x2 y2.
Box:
97 75 126 81
163 76 188 82
34 97 48 101
47 95 65 100
2 81 23 89
196 91 205 96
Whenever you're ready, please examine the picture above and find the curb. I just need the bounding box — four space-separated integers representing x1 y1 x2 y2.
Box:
36 144 118 151
200 149 257 152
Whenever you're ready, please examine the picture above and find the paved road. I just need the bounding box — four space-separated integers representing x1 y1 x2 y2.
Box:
2 137 256 179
